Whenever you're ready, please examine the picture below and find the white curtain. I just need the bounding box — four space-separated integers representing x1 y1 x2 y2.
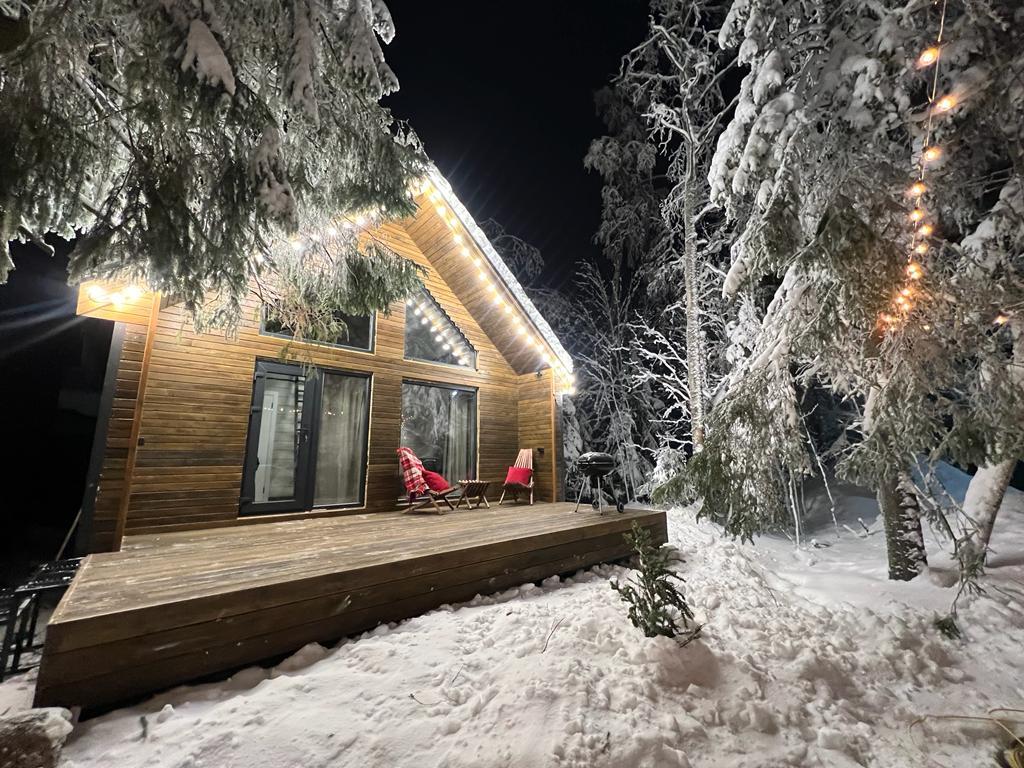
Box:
444 390 474 482
314 374 368 505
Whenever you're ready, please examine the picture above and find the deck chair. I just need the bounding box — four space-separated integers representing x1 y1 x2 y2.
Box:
498 449 534 505
397 447 456 514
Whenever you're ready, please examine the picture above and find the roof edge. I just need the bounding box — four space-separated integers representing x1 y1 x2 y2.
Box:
426 167 574 374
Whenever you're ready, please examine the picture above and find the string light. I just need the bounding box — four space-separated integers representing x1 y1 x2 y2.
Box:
914 242 929 255
87 285 108 303
908 182 927 197
935 94 956 112
922 146 942 163
918 223 934 237
917 46 940 67
994 314 1009 325
909 208 925 222
907 262 924 280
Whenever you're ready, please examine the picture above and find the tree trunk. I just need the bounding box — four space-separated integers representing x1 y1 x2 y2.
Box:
963 459 1016 561
878 471 928 581
682 161 704 450
962 321 1022 560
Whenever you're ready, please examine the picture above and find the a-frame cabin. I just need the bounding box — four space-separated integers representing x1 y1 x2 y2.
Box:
34 170 666 710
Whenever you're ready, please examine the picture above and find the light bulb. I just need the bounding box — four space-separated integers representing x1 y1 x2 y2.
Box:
443 343 451 351
355 215 367 227
87 285 108 303
908 182 926 197
460 247 471 257
477 271 487 281
917 47 940 67
995 314 1009 325
923 323 931 331
434 334 443 342
290 239 305 253
914 242 929 255
453 234 463 244
900 287 913 297
435 205 446 216
413 307 421 316
420 317 428 325
909 208 924 222
109 291 125 307
907 262 924 280
935 95 956 112
922 146 942 163
123 285 142 301
919 223 934 237
326 226 339 237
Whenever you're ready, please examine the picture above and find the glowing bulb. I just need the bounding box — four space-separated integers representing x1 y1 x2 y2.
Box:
900 287 913 297
907 262 924 280
908 182 926 197
460 247 471 257
453 234 463 244
123 285 142 301
909 208 924 223
406 297 414 306
922 146 942 163
935 95 956 112
326 226 339 237
918 223 934 237
917 47 940 67
493 295 502 305
109 291 125 307
413 307 421 316
503 304 512 314
435 205 447 216
880 312 895 324
434 334 443 342
517 326 527 337
995 314 1009 325
472 257 481 267
477 271 487 281
567 386 576 395
355 215 368 227
420 317 429 325
290 239 305 253
87 285 108 303
923 323 931 331
914 242 929 255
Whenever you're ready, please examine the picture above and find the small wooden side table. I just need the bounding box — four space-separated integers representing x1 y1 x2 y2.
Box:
457 480 491 510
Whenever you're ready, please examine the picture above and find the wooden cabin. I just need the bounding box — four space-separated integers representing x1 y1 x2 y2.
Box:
35 170 667 710
72 171 576 553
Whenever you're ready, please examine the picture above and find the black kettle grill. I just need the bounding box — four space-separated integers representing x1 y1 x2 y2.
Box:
573 451 625 514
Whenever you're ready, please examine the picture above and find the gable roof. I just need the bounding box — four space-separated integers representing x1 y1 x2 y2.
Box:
419 167 573 379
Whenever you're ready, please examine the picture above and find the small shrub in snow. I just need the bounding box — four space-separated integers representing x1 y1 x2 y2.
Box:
612 522 701 643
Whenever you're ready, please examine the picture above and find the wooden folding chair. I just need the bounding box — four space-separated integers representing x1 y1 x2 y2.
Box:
498 448 534 505
397 447 456 514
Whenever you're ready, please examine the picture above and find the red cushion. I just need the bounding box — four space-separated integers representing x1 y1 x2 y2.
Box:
504 466 533 486
422 469 449 492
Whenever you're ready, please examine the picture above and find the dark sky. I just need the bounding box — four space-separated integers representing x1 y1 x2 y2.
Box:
384 1 649 290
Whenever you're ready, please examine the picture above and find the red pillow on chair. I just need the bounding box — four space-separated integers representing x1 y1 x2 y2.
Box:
504 466 533 486
422 469 449 492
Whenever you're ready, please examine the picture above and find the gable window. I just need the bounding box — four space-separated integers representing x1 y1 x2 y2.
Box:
400 381 477 483
404 288 477 368
241 360 370 515
262 308 374 352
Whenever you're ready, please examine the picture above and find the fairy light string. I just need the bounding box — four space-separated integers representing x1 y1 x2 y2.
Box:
886 0 952 330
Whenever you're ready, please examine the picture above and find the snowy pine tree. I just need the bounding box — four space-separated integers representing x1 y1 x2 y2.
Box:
1 0 426 331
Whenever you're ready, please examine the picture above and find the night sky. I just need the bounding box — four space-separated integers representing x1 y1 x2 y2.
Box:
384 1 649 289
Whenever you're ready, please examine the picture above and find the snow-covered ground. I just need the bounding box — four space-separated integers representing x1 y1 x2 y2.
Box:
3 468 1023 767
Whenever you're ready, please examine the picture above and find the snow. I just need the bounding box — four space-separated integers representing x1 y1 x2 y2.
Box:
4 468 1023 767
179 19 236 96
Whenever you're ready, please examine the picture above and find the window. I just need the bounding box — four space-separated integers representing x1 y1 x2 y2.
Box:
262 308 374 352
400 381 477 483
241 361 370 515
404 288 476 368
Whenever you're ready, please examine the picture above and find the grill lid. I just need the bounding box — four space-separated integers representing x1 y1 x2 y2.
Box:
577 452 616 476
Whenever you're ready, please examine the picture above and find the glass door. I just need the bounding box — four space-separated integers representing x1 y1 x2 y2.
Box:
241 361 371 515
241 361 313 515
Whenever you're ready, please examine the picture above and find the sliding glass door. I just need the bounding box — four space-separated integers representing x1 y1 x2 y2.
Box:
400 381 477 483
242 361 370 515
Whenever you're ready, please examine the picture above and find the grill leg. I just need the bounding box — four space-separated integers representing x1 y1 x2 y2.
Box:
573 479 587 513
594 477 604 515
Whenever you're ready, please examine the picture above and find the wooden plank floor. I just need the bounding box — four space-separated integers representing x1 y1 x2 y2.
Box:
35 502 666 710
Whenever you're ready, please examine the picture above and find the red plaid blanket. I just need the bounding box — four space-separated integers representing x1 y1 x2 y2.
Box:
397 446 429 497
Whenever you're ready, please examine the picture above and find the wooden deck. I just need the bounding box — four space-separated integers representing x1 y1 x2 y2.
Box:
35 502 666 710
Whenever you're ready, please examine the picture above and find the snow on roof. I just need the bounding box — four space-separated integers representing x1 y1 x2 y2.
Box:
427 167 573 374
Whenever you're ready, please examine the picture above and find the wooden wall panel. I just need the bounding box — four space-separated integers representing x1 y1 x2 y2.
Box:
84 305 153 551
517 370 557 503
115 222 525 537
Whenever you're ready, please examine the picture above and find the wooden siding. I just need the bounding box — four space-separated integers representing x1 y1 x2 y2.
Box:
79 291 156 552
517 370 557 503
102 221 538 537
36 503 666 710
